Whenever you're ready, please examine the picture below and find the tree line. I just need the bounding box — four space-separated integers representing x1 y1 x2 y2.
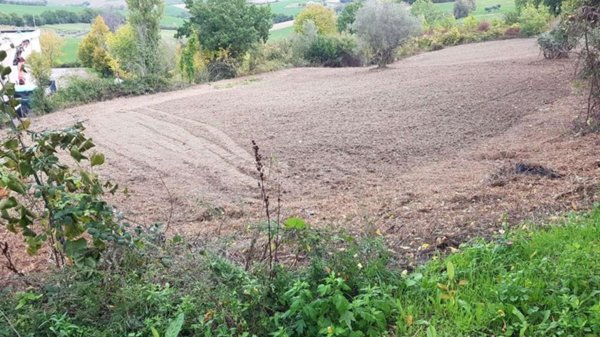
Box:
0 8 102 26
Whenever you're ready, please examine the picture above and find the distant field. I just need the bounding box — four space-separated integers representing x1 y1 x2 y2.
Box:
434 0 514 20
261 0 309 17
57 36 80 64
269 25 293 41
0 3 85 14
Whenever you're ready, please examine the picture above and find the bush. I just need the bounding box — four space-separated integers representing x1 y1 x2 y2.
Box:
337 1 363 33
538 22 574 59
294 4 337 35
504 10 520 25
504 24 521 37
453 0 476 19
354 0 422 67
478 21 491 31
518 4 551 36
305 34 362 67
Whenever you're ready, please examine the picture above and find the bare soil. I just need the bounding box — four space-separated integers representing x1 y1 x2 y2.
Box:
3 38 600 277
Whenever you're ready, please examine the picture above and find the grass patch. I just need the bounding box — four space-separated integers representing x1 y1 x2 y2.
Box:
261 0 309 17
0 3 85 15
434 0 516 21
57 36 80 64
2 205 599 336
269 25 293 41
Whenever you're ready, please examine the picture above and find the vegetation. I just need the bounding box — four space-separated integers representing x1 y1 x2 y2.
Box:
454 0 477 19
39 30 65 68
294 4 338 35
77 16 114 77
354 0 422 67
0 6 100 26
517 4 551 36
126 0 165 78
337 1 363 33
178 0 272 60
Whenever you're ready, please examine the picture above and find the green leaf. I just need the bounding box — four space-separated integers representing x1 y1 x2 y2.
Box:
426 325 438 337
17 119 31 131
1 66 11 77
64 238 88 259
90 153 105 167
284 217 307 230
151 327 160 337
165 313 185 337
0 50 7 61
446 261 455 281
6 176 26 194
4 138 18 150
0 197 18 210
70 148 86 162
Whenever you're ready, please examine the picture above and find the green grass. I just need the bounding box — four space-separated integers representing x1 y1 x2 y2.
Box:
269 25 293 41
2 205 599 336
57 36 80 64
434 0 516 21
260 0 309 17
0 3 85 15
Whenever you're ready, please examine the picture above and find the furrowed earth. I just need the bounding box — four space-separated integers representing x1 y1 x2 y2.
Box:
3 38 600 276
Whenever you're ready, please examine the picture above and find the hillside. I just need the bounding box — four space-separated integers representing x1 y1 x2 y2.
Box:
5 38 590 272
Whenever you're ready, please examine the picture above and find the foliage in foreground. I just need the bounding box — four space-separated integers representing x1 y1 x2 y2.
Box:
2 205 600 336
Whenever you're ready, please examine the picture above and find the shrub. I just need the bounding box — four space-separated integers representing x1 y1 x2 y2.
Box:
454 0 476 19
354 0 422 67
504 24 521 37
411 0 449 27
478 21 491 31
294 4 337 35
337 1 363 33
78 16 114 77
537 22 573 59
504 10 520 24
305 34 362 67
518 4 551 36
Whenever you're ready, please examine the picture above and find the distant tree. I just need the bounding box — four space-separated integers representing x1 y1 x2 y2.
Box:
78 16 114 76
100 7 125 31
179 33 203 82
27 52 52 86
411 0 448 26
178 0 272 60
125 0 164 76
354 0 421 67
453 0 476 19
40 31 64 67
106 24 137 77
294 4 337 35
337 1 362 33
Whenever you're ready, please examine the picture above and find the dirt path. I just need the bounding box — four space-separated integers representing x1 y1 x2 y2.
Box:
3 38 600 275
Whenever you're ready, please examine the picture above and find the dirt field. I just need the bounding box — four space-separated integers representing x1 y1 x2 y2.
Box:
3 38 600 275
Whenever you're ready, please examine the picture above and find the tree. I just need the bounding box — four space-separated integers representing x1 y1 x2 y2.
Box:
294 4 337 35
337 2 362 33
40 30 64 67
179 33 204 82
27 52 52 86
126 0 164 77
178 0 272 60
100 7 125 32
518 4 551 36
354 0 421 67
106 24 137 77
411 0 448 26
453 0 476 19
78 16 114 76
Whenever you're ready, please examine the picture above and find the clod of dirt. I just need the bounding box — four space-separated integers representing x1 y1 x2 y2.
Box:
514 162 562 178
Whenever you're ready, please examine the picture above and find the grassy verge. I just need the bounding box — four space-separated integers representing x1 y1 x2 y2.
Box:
269 25 294 42
1 204 599 336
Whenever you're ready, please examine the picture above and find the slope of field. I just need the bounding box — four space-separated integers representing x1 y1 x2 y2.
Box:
4 38 600 274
